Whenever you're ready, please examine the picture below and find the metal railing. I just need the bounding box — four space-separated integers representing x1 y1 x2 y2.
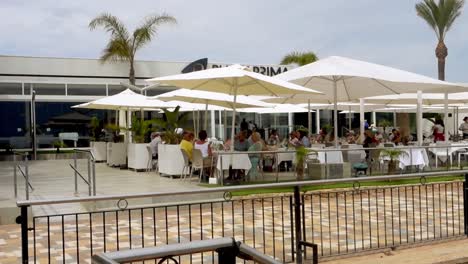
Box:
13 152 34 200
92 237 282 264
70 149 96 196
16 169 468 264
214 144 468 185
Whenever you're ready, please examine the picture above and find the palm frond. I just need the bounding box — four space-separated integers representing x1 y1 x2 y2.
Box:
416 0 465 40
89 13 130 41
280 51 318 66
132 13 177 51
100 37 132 62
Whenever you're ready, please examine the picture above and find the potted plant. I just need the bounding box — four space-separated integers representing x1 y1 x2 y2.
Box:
378 119 393 139
153 106 189 176
295 146 313 180
127 115 155 171
380 148 407 174
89 116 107 162
53 140 66 153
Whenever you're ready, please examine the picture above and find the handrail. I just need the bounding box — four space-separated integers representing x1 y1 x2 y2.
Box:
91 238 281 264
13 151 33 199
74 148 96 161
70 149 96 196
17 169 468 207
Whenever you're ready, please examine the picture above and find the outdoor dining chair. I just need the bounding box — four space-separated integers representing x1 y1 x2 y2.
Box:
190 149 208 182
180 149 191 180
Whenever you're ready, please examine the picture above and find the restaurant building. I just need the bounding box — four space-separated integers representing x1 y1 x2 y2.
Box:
0 55 306 150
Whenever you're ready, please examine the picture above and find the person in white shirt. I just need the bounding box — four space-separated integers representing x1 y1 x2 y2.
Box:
149 132 161 158
194 130 213 168
459 117 468 139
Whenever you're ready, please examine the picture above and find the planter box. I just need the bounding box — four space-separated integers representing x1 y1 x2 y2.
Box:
91 141 107 162
127 143 151 171
158 144 185 177
106 142 126 167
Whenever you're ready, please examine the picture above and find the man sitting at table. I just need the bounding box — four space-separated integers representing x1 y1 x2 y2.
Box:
234 130 250 151
390 129 402 144
180 130 194 161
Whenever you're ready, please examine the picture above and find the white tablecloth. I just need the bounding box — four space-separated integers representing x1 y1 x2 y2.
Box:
428 143 468 162
216 153 252 172
276 150 295 166
398 148 429 169
317 151 343 164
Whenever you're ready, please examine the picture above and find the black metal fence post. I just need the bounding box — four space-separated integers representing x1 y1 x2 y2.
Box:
294 186 303 263
464 174 468 236
17 205 29 264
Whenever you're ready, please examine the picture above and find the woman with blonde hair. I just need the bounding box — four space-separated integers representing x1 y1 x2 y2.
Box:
247 132 263 179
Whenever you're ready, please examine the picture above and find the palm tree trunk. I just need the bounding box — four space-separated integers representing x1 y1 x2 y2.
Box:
129 60 136 85
435 41 448 81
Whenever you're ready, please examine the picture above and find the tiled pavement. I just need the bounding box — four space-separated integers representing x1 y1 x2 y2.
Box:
0 182 465 264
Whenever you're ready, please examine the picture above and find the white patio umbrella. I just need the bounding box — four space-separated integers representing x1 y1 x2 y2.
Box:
239 103 310 113
153 88 270 131
364 93 467 105
273 56 467 146
147 64 322 151
72 89 179 142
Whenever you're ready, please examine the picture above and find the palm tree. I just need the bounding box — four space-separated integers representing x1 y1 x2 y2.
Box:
280 51 318 66
415 0 465 80
89 13 177 84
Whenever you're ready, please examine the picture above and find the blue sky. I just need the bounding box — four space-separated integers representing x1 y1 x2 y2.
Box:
1 0 468 82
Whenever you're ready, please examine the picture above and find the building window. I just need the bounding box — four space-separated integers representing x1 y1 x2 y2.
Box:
67 84 106 96
0 83 22 95
108 85 125 95
32 83 66 95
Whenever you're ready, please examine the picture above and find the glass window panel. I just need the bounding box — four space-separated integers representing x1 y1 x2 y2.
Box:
0 83 22 95
67 84 106 96
108 85 125 95
33 83 66 95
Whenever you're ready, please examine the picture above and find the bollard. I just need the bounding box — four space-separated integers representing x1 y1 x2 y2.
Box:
18 206 28 263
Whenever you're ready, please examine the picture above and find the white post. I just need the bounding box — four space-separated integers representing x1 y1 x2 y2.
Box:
223 110 227 141
218 110 222 139
393 111 397 127
307 99 312 136
371 111 377 127
126 108 132 143
360 98 365 143
316 109 320 134
417 90 423 146
444 92 449 142
230 81 238 151
288 112 293 133
210 110 216 138
348 106 352 131
333 79 338 147
192 110 196 132
204 103 209 130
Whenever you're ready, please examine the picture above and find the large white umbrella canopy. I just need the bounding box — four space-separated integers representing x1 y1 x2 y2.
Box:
153 88 271 109
71 89 178 110
147 64 322 150
364 93 467 105
239 104 310 113
274 56 468 146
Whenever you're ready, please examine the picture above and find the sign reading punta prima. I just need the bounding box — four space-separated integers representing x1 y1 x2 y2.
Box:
181 58 291 76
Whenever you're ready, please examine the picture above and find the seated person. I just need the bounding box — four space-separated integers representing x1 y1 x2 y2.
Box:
363 129 378 159
247 132 263 179
267 129 280 145
289 130 301 147
180 130 194 161
149 132 162 159
390 129 401 144
194 130 213 167
299 130 311 147
346 131 356 144
234 130 250 151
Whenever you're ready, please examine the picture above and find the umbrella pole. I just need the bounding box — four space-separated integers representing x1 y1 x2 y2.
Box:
417 90 423 146
444 92 449 143
204 102 208 131
218 110 222 139
348 106 352 131
333 79 338 147
308 99 311 136
223 110 227 141
230 85 238 151
360 98 365 144
316 109 320 134
192 110 196 132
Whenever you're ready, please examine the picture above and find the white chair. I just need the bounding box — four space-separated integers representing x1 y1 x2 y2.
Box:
146 146 158 172
433 142 453 168
180 149 191 180
190 149 207 182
